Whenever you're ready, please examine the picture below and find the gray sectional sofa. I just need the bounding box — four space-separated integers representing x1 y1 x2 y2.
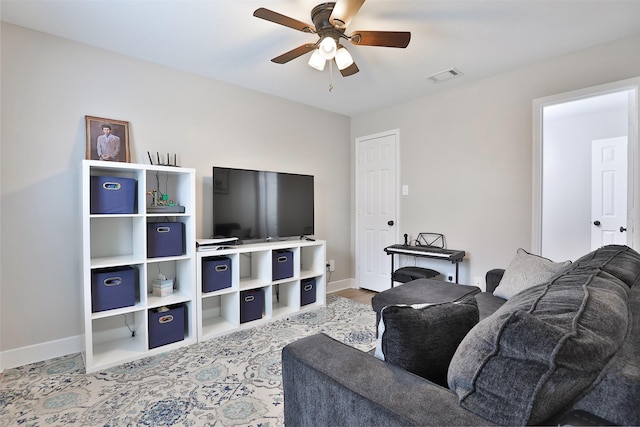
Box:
282 245 640 426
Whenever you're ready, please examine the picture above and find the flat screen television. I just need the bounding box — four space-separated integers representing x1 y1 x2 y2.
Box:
212 166 314 241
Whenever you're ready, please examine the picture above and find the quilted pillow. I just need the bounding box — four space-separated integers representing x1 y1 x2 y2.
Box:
448 262 630 425
375 298 479 387
493 248 570 299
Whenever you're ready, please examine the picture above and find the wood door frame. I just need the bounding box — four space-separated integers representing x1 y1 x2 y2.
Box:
532 77 640 254
354 129 401 289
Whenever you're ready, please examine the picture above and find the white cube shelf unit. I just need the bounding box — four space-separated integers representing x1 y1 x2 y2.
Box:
196 240 326 341
81 160 196 373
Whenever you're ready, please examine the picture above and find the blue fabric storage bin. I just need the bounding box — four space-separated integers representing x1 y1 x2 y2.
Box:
272 250 294 280
90 176 136 214
148 305 185 349
240 289 263 323
301 278 317 306
202 256 232 293
147 222 184 258
91 266 136 312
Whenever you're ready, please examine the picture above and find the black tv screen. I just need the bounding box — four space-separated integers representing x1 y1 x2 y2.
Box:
212 167 314 241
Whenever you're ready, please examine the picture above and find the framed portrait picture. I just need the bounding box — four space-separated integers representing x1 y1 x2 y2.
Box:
85 116 130 162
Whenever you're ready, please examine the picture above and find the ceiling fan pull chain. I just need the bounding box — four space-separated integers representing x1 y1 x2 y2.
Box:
329 60 334 92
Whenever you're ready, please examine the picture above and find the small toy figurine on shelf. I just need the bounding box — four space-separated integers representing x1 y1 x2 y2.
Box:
147 190 177 207
147 190 160 206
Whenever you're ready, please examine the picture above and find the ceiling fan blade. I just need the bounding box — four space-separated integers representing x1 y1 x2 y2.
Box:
330 0 365 28
350 31 411 48
339 61 359 77
253 7 315 33
271 44 316 64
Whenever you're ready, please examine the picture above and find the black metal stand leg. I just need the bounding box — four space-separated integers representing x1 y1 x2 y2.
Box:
455 262 459 284
390 254 395 288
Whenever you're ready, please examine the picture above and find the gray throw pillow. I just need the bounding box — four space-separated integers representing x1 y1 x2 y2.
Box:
375 298 479 387
493 248 570 299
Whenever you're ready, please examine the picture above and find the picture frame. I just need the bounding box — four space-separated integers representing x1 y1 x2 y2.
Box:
85 115 130 162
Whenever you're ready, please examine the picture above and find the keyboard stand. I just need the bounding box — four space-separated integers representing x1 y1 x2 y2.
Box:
384 245 466 287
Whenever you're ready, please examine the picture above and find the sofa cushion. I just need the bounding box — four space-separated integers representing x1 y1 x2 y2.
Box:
569 244 640 288
448 250 630 425
375 298 479 387
493 248 571 299
473 292 506 320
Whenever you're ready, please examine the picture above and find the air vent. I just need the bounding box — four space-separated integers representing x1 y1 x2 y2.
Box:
426 68 463 84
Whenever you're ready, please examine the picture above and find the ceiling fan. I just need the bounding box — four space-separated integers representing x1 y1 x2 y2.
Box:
253 0 411 77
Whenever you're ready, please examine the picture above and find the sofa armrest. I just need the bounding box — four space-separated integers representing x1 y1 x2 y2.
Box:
282 333 493 426
485 268 505 293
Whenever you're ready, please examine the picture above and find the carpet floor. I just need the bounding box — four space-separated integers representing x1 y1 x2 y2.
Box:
0 295 376 426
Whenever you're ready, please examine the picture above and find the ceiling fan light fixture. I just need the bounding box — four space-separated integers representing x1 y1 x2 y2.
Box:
334 47 353 70
318 36 337 60
308 49 326 70
253 3 411 78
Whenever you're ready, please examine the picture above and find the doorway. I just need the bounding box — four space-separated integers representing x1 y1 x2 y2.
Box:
532 78 640 261
355 129 400 292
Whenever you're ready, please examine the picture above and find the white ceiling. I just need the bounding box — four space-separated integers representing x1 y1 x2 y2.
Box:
2 0 640 116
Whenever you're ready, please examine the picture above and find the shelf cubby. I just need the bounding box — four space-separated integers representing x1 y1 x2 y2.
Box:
200 292 239 337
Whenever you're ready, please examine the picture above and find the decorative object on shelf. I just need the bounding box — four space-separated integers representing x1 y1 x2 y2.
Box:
85 115 130 162
152 273 174 297
146 189 185 213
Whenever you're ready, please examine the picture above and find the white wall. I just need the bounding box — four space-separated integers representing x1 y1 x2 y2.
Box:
351 33 640 287
0 23 351 366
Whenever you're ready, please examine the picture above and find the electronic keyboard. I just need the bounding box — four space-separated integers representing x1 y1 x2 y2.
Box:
384 245 465 262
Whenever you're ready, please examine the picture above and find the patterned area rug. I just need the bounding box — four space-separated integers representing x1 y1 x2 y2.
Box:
0 295 376 426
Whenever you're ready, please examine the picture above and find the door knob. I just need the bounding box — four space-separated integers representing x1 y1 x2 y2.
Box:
620 226 627 232
387 220 395 226
593 220 601 226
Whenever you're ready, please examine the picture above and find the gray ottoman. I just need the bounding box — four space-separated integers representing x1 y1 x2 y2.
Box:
371 279 481 328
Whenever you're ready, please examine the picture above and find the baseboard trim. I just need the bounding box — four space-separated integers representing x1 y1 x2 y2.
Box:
1 335 83 372
326 277 357 294
1 279 359 372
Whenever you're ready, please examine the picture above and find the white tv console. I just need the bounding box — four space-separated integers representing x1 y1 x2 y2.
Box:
196 239 326 342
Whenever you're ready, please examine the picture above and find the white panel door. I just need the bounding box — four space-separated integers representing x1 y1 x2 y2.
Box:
591 136 628 249
356 131 398 292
